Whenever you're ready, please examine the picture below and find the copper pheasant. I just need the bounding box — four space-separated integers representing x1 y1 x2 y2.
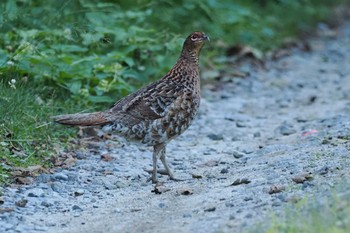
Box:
53 32 209 183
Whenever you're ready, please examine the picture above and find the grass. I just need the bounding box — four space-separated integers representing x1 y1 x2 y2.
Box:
0 70 96 185
248 185 350 233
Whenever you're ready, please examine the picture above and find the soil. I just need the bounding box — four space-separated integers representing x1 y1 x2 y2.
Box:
1 22 350 233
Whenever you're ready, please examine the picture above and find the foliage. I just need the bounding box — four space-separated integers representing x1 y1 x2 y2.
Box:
0 0 346 103
0 69 85 184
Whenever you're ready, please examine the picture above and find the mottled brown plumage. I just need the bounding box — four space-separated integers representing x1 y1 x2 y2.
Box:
53 32 209 183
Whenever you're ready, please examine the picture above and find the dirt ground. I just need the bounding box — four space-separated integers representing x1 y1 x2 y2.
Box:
1 22 350 233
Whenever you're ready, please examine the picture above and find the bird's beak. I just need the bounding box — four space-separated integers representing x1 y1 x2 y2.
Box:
203 35 210 41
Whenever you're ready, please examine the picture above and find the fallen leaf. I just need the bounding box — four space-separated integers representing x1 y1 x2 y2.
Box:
15 199 28 208
14 177 32 185
302 129 318 137
0 208 13 214
292 172 313 184
268 185 286 194
101 153 113 162
151 183 170 195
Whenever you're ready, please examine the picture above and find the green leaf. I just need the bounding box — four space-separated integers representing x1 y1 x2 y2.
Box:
5 0 18 20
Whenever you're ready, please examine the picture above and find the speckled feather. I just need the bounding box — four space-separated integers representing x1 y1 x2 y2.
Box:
53 32 209 182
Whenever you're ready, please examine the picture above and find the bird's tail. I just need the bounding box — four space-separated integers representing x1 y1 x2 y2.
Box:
52 112 111 126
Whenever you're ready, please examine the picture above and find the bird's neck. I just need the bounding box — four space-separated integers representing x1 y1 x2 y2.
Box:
179 48 200 65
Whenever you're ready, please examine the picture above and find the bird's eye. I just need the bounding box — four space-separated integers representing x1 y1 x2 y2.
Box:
191 35 198 41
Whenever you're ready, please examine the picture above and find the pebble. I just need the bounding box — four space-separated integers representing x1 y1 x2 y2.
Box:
26 188 45 198
74 189 85 196
207 133 224 141
204 207 216 212
53 173 69 181
232 151 245 159
220 168 229 174
253 132 261 137
51 182 67 193
275 123 296 136
41 200 54 207
231 178 251 186
72 205 83 211
236 121 247 128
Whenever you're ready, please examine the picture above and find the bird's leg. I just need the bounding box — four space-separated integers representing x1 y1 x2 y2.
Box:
158 144 183 182
148 144 162 184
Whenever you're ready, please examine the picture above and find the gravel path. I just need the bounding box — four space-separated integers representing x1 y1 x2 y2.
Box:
1 22 350 233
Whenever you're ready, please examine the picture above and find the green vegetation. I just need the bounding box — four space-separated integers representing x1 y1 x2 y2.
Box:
0 0 348 184
249 187 350 233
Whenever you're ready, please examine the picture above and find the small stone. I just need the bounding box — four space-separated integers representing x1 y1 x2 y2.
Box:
51 182 67 193
41 200 53 207
177 188 194 196
317 166 330 175
236 121 246 128
73 212 81 217
275 123 296 136
231 178 251 186
158 203 166 208
243 197 253 201
207 133 224 141
253 132 261 137
15 199 28 208
114 208 122 213
53 173 69 181
74 189 85 196
183 213 192 218
27 188 45 198
115 181 128 189
225 201 234 208
72 205 83 211
272 201 281 207
36 174 52 183
75 151 87 159
192 173 203 179
0 196 4 205
242 149 254 154
204 207 216 212
232 151 244 159
220 168 229 174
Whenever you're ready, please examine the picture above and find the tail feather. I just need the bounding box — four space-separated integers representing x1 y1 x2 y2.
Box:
52 111 111 126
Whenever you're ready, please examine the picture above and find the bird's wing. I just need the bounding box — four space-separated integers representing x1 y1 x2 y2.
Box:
109 78 183 121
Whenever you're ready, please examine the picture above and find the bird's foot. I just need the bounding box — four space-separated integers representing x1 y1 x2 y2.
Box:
144 169 184 183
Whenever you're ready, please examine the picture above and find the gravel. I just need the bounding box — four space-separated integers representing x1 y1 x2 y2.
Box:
1 22 350 233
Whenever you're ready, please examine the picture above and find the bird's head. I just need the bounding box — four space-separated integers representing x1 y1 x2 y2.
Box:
182 31 209 59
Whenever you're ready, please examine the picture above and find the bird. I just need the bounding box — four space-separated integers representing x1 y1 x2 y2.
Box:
53 31 209 183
